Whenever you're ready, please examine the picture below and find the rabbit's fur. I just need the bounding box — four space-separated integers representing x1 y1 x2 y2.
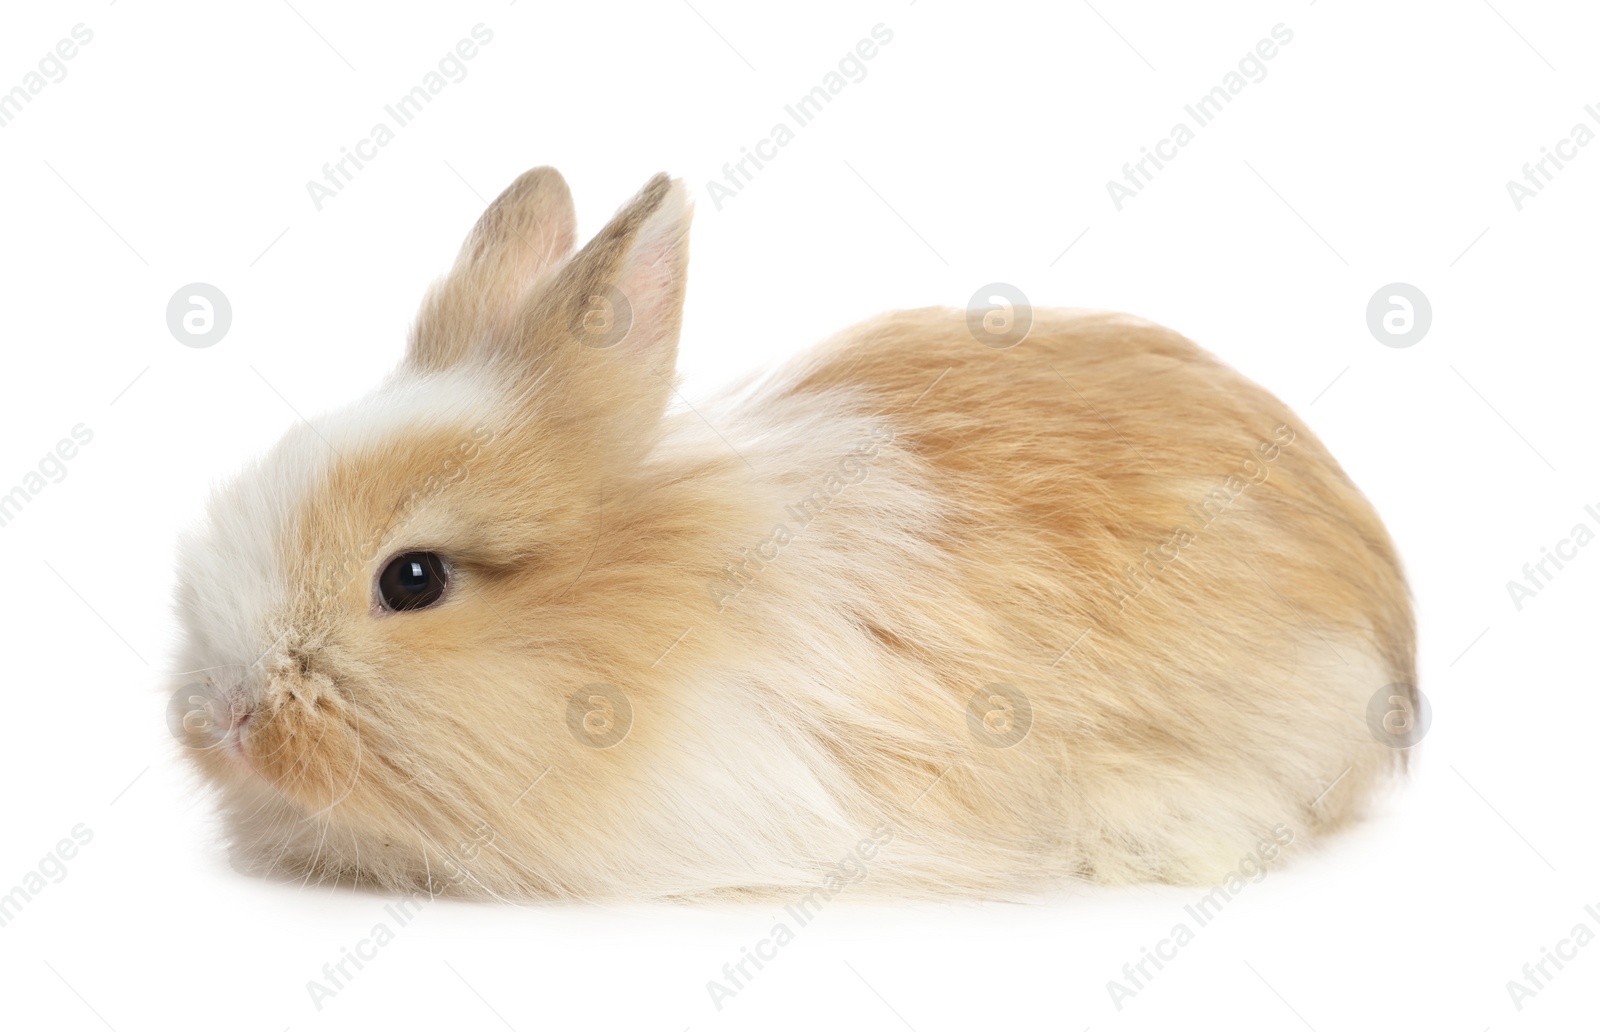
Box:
170 168 1415 900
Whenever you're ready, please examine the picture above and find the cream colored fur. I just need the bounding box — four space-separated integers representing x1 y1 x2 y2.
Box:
169 168 1416 901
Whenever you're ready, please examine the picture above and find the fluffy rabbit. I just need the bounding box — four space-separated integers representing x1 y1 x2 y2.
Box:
169 167 1416 900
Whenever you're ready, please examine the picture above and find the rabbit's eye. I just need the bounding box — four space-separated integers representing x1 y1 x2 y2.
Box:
378 551 449 612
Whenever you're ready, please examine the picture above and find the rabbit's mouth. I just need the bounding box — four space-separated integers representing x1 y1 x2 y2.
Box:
236 677 368 817
169 677 253 757
225 709 253 760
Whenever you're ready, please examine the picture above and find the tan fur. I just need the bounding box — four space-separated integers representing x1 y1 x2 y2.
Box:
170 167 1416 900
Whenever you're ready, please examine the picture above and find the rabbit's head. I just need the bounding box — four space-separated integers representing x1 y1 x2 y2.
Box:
168 169 700 890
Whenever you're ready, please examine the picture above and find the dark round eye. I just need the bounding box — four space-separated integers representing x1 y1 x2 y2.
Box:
377 551 449 612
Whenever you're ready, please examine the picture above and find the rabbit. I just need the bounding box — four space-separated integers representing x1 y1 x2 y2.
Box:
168 166 1416 901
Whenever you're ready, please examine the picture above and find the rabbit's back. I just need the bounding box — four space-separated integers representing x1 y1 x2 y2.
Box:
753 307 1414 885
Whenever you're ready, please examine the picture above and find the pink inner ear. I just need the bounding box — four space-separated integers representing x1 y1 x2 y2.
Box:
609 188 691 360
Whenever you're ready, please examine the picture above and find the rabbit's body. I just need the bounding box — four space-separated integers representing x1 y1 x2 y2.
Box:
171 169 1414 901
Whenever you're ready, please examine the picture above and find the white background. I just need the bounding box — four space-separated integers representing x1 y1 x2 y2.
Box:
1 1 1596 1029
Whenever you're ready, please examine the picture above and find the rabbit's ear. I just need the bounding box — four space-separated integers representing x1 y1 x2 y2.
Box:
410 166 577 371
510 173 691 455
534 172 689 373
